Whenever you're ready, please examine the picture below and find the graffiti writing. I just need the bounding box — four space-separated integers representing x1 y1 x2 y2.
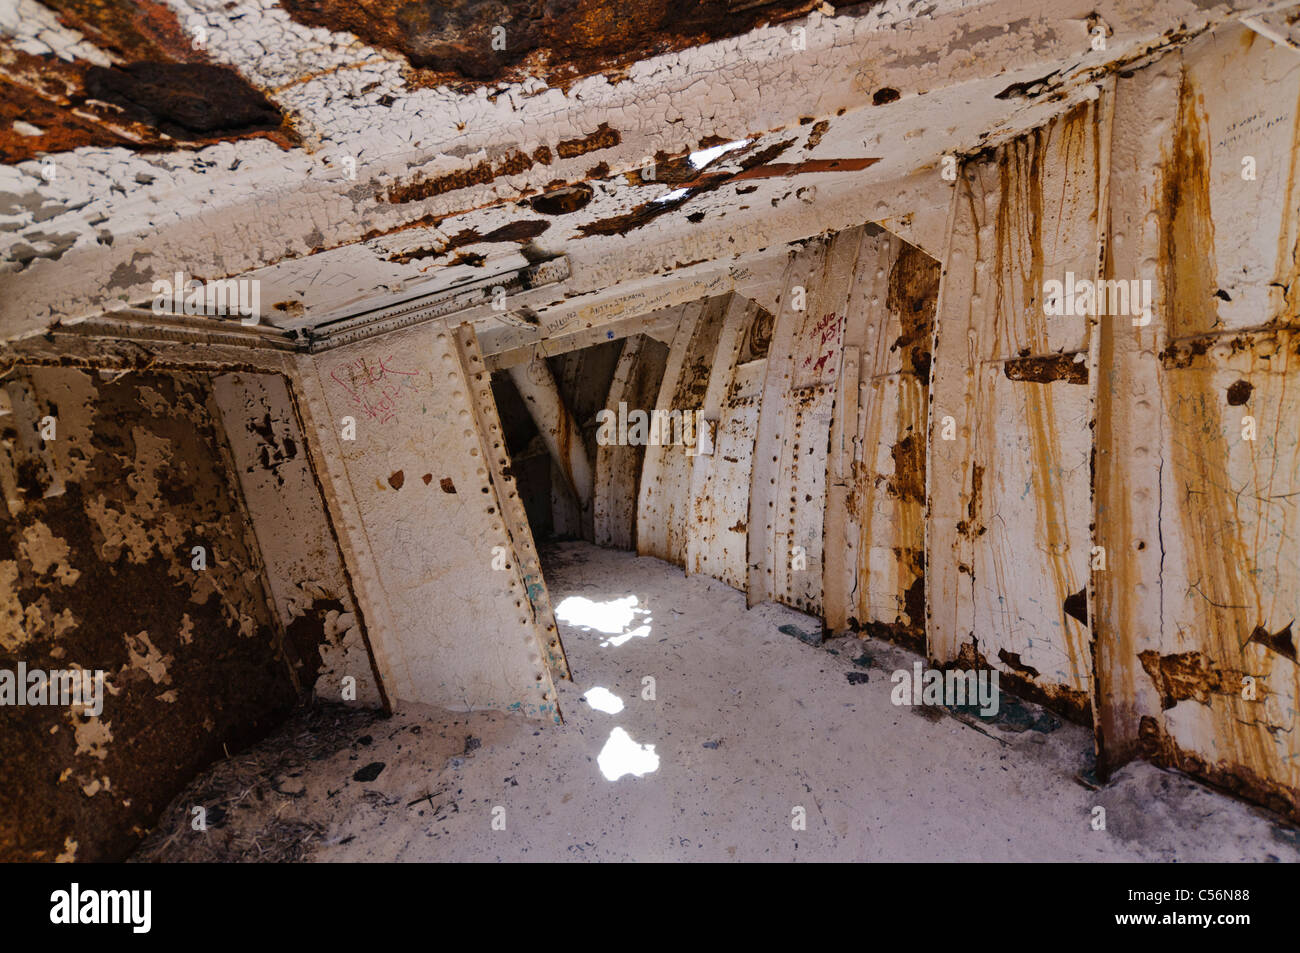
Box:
330 355 422 426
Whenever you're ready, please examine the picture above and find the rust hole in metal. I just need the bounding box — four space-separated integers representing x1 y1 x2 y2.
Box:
1225 378 1253 406
1063 587 1088 626
528 183 595 215
1247 622 1296 662
997 649 1040 678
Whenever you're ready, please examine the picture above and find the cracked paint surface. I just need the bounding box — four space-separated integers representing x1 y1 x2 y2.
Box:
0 0 1278 337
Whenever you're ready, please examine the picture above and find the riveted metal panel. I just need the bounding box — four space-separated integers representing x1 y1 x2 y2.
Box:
637 296 728 565
691 358 765 592
455 324 571 685
749 228 861 616
930 99 1104 723
824 231 939 649
1096 25 1300 818
295 321 562 719
594 332 670 550
687 295 759 588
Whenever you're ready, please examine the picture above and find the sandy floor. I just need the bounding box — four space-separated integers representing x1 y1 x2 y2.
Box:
134 542 1300 862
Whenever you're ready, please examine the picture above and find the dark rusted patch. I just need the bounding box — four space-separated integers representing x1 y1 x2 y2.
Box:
247 411 299 489
556 123 620 158
956 464 985 541
576 171 728 237
386 245 441 264
1159 335 1212 368
277 0 825 88
451 251 486 267
0 1 295 161
284 597 345 687
528 182 594 215
1225 378 1253 406
0 367 301 862
850 554 926 653
84 63 284 139
1003 353 1088 384
886 240 939 378
1139 716 1300 823
997 649 1041 678
440 477 457 493
995 68 1064 101
575 141 884 238
872 87 900 104
387 469 405 489
954 638 1092 725
387 220 550 263
729 156 879 181
482 220 549 242
1247 621 1296 662
883 432 924 504
626 138 787 188
422 473 433 484
1137 650 1239 710
1063 587 1088 626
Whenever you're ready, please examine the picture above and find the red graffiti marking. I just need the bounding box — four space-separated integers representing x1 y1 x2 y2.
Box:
330 356 422 425
802 312 843 376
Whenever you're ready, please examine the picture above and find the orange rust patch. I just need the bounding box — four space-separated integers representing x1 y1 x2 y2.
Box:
1137 650 1239 710
886 239 938 378
556 123 620 159
805 119 830 149
386 150 536 204
1003 353 1089 384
